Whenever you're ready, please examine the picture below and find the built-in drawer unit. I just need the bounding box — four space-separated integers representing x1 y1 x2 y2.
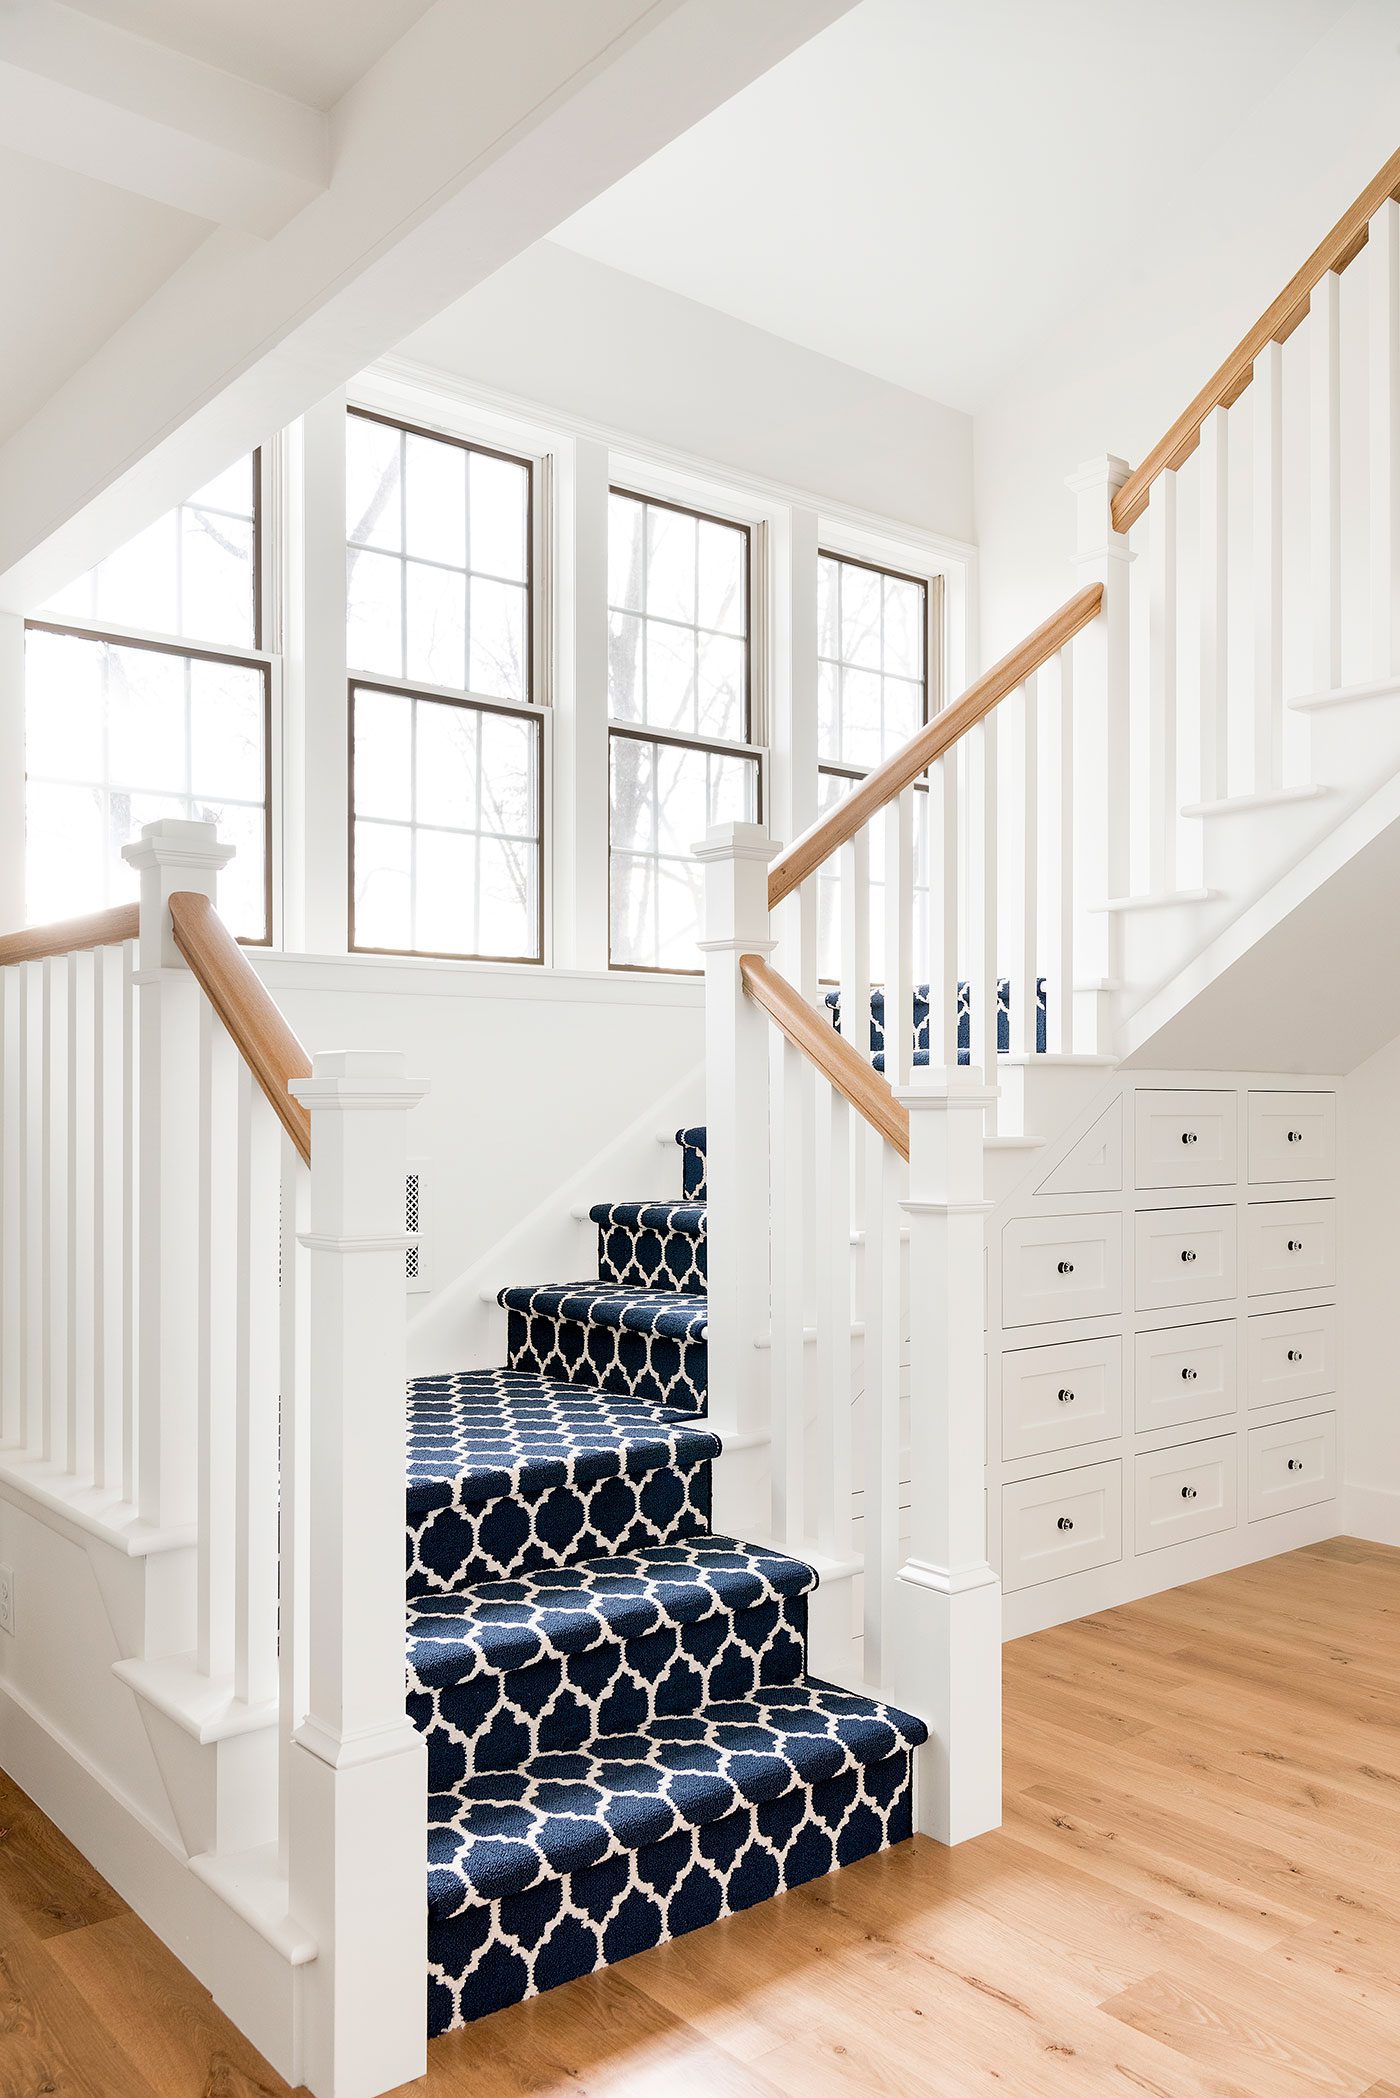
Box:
1247 1091 1336 1186
1001 1459 1122 1592
1135 1319 1237 1434
1134 1204 1237 1313
1001 1335 1123 1462
1247 1304 1337 1410
1135 1089 1238 1190
1246 1198 1336 1298
1134 1435 1238 1554
1247 1411 1337 1521
1002 1212 1122 1329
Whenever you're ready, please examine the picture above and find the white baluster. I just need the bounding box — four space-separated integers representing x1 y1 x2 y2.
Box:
1008 674 1039 1057
235 1067 280 1709
768 1027 807 1546
1198 405 1229 804
278 1144 311 1873
0 969 20 1448
968 717 998 1124
43 954 68 1471
1148 469 1179 888
840 831 871 1072
288 1051 428 2098
813 1073 852 1562
1370 198 1400 681
67 950 95 1480
1311 268 1342 696
121 939 139 1506
930 755 959 1070
1044 647 1076 1054
861 1126 901 1688
93 944 126 1491
1253 340 1284 791
895 1076 1001 1843
1067 456 1132 1040
884 792 914 1087
21 961 43 1456
197 1005 238 1677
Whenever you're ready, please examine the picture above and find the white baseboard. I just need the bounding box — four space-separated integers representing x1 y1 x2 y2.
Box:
1344 1481 1400 1546
0 1678 306 2086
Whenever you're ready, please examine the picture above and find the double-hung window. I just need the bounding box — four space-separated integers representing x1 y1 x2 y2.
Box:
816 550 939 981
607 489 760 971
346 408 541 962
26 455 272 940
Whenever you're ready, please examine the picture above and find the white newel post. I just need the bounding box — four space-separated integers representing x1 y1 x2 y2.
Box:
1066 455 1132 1052
895 1075 1001 1845
288 1052 428 2098
123 819 234 1536
696 820 778 1541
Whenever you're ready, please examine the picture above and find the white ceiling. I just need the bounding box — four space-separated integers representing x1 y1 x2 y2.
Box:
552 0 1354 413
64 0 433 109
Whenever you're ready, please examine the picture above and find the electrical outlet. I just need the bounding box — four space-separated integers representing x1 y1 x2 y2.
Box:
0 1564 13 1637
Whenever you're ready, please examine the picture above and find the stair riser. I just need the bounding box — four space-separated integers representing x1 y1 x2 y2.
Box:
507 1310 707 1414
679 1137 706 1199
598 1221 706 1295
411 1597 809 1789
426 1749 913 2034
407 1464 713 1599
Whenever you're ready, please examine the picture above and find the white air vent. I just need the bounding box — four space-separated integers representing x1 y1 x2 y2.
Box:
405 1160 430 1294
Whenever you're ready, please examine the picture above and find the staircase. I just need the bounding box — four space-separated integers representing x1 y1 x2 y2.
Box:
405 1126 925 2033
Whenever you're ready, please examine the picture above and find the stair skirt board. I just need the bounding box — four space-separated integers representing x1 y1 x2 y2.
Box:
407 1125 926 2036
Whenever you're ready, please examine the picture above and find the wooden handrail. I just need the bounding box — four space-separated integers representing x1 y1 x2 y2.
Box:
0 902 139 968
169 891 313 1165
739 952 910 1160
767 583 1103 911
1114 144 1400 535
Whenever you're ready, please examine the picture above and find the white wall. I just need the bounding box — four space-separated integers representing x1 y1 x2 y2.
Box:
1341 1031 1400 1544
973 2 1400 659
398 239 975 547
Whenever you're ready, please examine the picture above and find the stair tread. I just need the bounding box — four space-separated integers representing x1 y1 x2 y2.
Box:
498 1282 708 1342
407 1370 718 1516
425 1679 926 1911
407 1536 815 1688
589 1199 707 1234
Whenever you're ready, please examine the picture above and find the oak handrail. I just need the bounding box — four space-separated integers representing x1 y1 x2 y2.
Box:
169 891 313 1166
0 902 140 967
767 583 1103 911
739 951 910 1160
1113 143 1400 535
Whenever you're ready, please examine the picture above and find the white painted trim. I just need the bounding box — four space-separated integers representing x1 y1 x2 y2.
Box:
1345 1480 1400 1544
251 949 706 1007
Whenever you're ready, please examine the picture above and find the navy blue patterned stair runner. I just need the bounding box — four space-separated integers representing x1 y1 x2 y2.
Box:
404 1124 925 2035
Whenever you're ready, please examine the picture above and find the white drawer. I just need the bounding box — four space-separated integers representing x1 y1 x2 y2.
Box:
1135 1205 1237 1313
1002 1212 1122 1328
1247 1199 1336 1298
1247 1091 1336 1186
1002 1336 1123 1462
1134 1089 1238 1190
1134 1435 1237 1554
1247 1411 1337 1521
1248 1304 1337 1409
1134 1319 1237 1434
1001 1460 1122 1592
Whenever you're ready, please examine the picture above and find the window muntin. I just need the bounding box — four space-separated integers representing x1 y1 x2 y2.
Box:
346 410 531 703
350 682 542 962
607 489 755 971
24 623 270 941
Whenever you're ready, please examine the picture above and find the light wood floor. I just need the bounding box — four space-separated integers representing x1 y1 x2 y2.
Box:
2 1537 1398 2097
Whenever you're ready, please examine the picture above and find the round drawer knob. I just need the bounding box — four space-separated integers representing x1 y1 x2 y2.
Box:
1180 1485 1198 1501
1287 1457 1303 1472
1057 1260 1075 1275
1056 1516 1074 1532
1181 1131 1198 1145
1287 1129 1303 1143
1181 1366 1198 1381
1180 1248 1197 1263
1057 1388 1075 1404
1286 1239 1303 1253
1286 1348 1303 1363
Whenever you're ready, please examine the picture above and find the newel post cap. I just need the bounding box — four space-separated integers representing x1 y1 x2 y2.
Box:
692 820 781 865
290 1050 428 1112
121 816 236 874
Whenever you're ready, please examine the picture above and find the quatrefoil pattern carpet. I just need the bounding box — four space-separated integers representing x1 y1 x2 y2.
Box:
407 1126 926 2033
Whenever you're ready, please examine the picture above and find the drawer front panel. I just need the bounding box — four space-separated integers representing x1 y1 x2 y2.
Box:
1002 1336 1123 1462
1135 1089 1239 1189
1135 1205 1238 1312
1248 1305 1337 1409
1001 1460 1122 1592
1247 1199 1336 1298
1135 1319 1237 1434
1248 1091 1336 1186
1134 1435 1238 1555
1247 1411 1337 1521
1002 1213 1122 1329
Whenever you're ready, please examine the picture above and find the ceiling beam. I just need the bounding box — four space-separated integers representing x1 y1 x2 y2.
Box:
0 1 327 235
0 0 857 612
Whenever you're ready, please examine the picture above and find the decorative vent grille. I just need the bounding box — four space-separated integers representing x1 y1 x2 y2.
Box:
405 1163 429 1293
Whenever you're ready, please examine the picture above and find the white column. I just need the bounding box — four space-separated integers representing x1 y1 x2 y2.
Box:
1066 455 1133 1047
290 392 350 955
0 613 24 932
122 819 234 1536
288 1051 427 2098
894 1074 1001 1846
696 819 778 1540
552 435 611 970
